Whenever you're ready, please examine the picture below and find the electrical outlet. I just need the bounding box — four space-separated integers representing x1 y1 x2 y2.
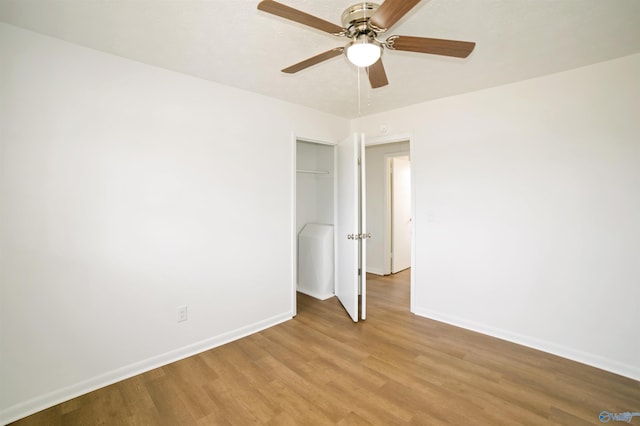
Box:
176 305 188 323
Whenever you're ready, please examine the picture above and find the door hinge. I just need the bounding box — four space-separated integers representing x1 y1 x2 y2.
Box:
358 268 361 276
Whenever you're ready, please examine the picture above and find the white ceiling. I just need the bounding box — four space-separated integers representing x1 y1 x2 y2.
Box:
2 0 640 118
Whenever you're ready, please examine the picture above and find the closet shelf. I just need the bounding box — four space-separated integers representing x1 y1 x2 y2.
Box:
297 169 330 175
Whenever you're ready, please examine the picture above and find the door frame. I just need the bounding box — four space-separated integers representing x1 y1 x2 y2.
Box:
291 133 338 317
365 134 416 313
385 152 411 274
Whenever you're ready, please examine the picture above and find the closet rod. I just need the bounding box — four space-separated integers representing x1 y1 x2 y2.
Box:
296 169 330 175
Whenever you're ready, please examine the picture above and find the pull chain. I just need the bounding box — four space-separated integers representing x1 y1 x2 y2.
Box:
357 66 362 116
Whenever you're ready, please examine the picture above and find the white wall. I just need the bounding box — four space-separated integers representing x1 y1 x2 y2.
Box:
296 141 334 235
2 21 638 424
353 53 640 380
365 141 409 275
0 23 349 423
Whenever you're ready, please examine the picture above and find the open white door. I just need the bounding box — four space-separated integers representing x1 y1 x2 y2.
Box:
336 133 366 322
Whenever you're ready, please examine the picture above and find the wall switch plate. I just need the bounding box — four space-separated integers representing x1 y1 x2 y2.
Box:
176 305 188 322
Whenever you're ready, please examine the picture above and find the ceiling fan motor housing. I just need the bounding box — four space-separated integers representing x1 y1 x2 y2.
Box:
341 3 380 37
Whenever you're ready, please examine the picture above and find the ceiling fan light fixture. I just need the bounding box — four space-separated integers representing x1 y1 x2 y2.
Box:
258 0 476 89
346 35 381 67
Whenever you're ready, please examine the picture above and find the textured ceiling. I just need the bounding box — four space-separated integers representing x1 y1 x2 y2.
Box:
2 0 640 118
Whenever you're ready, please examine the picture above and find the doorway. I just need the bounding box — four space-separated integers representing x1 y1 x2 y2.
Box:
293 134 367 322
364 138 414 311
294 139 336 312
364 141 412 272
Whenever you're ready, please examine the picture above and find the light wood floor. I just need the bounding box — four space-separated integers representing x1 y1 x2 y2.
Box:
12 269 640 425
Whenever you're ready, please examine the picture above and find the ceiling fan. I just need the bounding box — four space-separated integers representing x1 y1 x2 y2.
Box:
257 0 476 89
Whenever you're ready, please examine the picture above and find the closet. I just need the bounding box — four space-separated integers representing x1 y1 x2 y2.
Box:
296 140 335 300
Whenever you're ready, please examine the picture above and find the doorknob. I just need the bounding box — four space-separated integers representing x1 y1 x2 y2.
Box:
347 233 372 240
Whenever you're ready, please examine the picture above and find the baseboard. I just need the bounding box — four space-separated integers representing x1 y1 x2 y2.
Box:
413 307 640 382
0 312 292 425
366 267 385 276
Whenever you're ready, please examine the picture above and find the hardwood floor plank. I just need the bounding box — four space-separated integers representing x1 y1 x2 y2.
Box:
114 375 156 414
10 269 640 425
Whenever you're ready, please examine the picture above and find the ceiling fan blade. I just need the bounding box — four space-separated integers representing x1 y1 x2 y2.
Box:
258 0 345 35
367 58 389 89
369 0 421 32
385 36 476 58
281 48 344 74
388 35 475 58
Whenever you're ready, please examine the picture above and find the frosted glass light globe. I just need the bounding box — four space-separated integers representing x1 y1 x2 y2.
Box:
346 39 381 67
